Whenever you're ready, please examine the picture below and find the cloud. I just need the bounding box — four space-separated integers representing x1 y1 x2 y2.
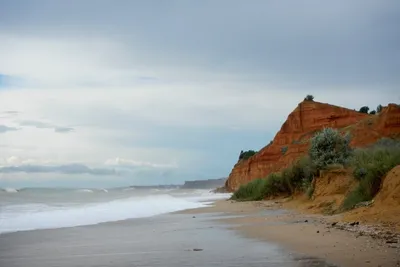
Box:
0 110 19 119
54 127 74 133
0 1 399 188
105 157 178 169
1 156 51 166
0 163 116 176
1 110 19 115
0 125 18 133
1 1 399 89
19 120 74 133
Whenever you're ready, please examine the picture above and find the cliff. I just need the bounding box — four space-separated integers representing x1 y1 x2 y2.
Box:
226 101 400 191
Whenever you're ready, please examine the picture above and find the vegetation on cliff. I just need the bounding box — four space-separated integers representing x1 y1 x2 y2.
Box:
232 127 351 201
358 106 370 114
231 157 317 201
232 128 400 213
342 139 400 210
309 128 352 171
238 150 257 161
226 101 400 193
304 94 314 101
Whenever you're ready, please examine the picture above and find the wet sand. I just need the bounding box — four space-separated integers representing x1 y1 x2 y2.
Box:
0 208 333 267
179 200 400 267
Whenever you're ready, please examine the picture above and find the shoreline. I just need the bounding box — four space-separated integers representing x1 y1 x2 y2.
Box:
179 199 400 267
1 195 399 267
0 201 336 267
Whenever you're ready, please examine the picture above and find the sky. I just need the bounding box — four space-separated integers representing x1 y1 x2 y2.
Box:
0 0 399 188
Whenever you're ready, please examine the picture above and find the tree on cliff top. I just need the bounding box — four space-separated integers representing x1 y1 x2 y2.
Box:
309 128 352 170
377 104 383 113
358 106 369 114
239 150 257 161
304 95 314 101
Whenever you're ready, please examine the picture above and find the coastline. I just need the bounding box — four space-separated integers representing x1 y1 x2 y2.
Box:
179 199 400 267
1 196 398 267
0 200 333 267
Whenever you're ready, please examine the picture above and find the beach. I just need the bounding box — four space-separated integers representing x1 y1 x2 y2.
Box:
180 200 400 267
0 196 399 267
0 206 329 267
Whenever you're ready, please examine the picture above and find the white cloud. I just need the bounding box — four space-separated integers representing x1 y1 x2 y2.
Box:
0 35 133 87
105 157 178 169
1 156 60 167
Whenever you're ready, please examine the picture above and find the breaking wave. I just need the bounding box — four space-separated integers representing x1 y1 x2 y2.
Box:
0 194 212 234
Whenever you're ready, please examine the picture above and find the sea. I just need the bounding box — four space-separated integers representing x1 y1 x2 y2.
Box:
0 187 230 234
0 187 335 267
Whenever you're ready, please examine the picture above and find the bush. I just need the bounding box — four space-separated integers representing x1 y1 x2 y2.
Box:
342 186 367 211
281 156 316 194
309 128 352 171
281 146 288 155
238 150 257 161
264 173 289 196
359 106 369 114
369 110 376 115
304 95 314 101
231 179 268 201
231 173 289 201
231 156 317 201
377 104 383 113
343 140 400 210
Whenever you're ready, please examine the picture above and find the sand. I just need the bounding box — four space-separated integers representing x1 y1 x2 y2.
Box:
179 199 400 267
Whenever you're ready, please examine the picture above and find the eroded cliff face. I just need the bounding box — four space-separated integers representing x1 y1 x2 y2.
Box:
226 101 400 192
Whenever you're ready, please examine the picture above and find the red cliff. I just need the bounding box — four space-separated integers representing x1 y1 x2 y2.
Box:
225 101 400 192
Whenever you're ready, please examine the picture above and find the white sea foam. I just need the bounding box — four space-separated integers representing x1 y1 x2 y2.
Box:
122 187 135 191
0 194 212 234
2 188 18 193
75 189 94 193
181 192 232 203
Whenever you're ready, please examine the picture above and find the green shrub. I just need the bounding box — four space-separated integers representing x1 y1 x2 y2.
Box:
343 140 400 210
231 173 290 201
377 104 383 113
238 150 257 161
264 173 289 196
304 95 314 101
369 110 376 115
342 184 369 211
309 128 352 171
232 156 317 201
359 106 369 114
231 175 289 201
281 156 316 194
231 179 268 201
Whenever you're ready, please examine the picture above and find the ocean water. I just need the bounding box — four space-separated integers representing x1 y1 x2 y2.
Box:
0 187 231 234
0 188 337 267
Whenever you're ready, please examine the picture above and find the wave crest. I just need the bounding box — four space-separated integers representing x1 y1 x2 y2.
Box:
0 194 207 234
1 188 18 193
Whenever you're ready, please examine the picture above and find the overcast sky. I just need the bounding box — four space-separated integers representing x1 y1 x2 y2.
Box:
0 0 399 188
